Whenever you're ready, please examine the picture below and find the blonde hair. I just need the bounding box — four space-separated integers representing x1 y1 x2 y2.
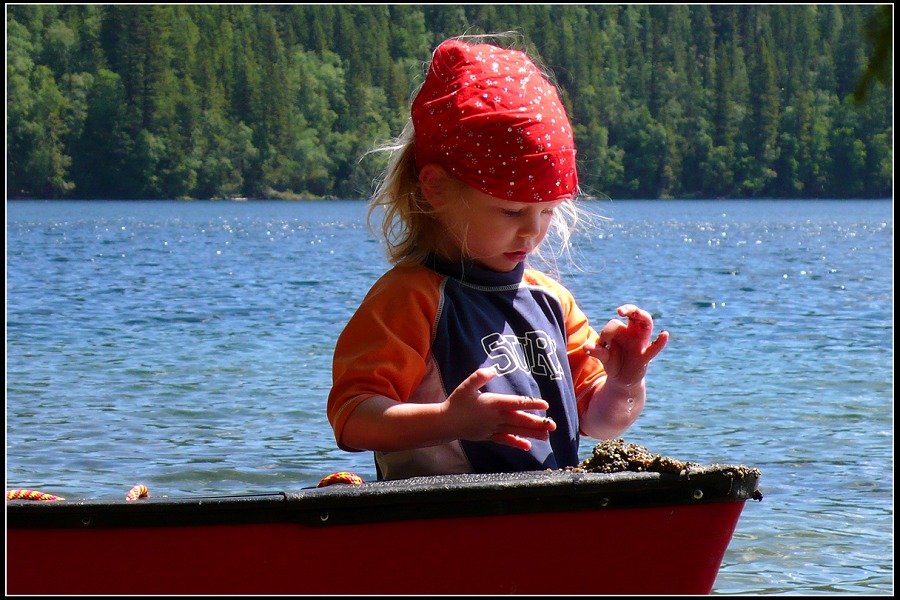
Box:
366 120 440 266
365 35 588 270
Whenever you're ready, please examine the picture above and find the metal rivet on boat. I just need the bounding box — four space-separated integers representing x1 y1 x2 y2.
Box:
692 489 704 500
319 512 330 522
81 516 92 526
600 498 609 507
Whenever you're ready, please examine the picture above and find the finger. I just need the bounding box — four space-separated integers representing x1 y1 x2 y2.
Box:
501 413 557 432
459 366 498 394
487 393 550 412
643 330 669 361
588 337 613 364
490 428 552 449
587 345 611 364
498 426 551 442
617 303 639 317
490 433 533 451
619 304 652 329
596 319 626 352
598 319 626 344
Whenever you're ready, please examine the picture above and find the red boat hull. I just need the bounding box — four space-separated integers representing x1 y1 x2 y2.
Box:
7 502 744 595
6 468 760 594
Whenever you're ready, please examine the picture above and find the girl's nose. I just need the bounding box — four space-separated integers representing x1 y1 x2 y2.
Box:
518 212 542 239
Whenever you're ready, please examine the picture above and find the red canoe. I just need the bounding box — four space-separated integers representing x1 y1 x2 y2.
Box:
6 466 761 595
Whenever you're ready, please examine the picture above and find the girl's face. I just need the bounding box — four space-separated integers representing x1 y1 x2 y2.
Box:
434 183 564 272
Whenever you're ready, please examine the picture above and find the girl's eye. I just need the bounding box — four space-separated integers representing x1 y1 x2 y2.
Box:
500 206 554 218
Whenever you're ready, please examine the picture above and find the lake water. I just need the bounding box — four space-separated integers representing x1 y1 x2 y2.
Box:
6 198 893 594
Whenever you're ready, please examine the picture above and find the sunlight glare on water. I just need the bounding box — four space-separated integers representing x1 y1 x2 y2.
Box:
6 198 893 594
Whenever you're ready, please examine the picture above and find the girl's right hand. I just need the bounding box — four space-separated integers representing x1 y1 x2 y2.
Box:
442 367 556 450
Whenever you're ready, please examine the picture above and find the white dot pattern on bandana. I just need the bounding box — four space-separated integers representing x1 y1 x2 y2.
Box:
412 40 578 203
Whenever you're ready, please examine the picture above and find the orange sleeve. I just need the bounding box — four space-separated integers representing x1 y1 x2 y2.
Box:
524 270 607 425
327 264 444 451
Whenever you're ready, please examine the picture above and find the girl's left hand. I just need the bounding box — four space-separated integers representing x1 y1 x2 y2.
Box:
583 304 668 387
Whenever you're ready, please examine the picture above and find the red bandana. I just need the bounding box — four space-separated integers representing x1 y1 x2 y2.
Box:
412 40 578 203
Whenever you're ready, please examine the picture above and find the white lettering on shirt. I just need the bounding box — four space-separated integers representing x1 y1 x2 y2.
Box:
482 331 564 380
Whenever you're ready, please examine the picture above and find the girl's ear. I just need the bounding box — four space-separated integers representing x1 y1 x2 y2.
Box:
418 163 455 209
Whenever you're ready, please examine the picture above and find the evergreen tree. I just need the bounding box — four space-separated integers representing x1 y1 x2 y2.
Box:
5 4 891 200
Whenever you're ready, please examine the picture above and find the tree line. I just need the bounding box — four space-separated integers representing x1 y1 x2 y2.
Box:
6 4 892 200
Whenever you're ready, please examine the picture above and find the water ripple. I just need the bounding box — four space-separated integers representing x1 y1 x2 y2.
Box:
7 199 893 594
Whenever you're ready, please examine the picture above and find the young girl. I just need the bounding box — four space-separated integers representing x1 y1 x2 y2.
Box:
327 37 668 480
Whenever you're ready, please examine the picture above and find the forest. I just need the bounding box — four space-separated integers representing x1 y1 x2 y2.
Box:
6 4 893 200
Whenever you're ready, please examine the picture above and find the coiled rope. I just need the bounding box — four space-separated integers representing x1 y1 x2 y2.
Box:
6 483 150 502
125 484 149 501
6 489 65 501
316 471 364 487
8 473 362 501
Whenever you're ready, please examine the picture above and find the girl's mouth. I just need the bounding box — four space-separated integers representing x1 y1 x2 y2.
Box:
504 251 529 262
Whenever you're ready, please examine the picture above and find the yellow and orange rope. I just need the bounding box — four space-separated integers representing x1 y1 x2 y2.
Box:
6 489 65 501
9 473 360 500
7 483 150 502
125 484 149 501
316 471 364 487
